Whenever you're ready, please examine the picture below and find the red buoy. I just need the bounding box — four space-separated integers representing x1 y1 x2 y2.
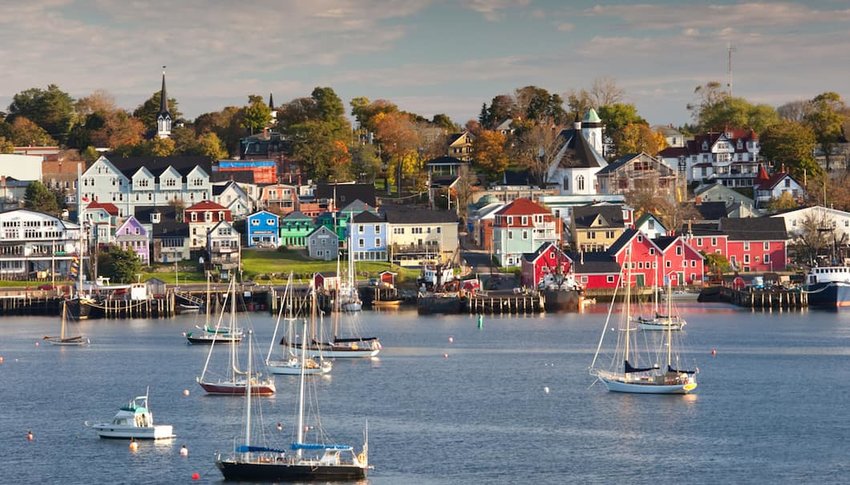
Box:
192 472 200 480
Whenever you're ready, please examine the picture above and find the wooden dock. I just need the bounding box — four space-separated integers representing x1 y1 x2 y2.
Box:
467 293 545 314
699 286 808 309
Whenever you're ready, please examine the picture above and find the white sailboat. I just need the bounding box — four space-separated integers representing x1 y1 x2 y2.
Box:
637 276 687 331
186 273 243 344
44 300 88 346
197 278 275 396
216 322 370 481
266 274 332 375
338 229 362 312
590 251 697 394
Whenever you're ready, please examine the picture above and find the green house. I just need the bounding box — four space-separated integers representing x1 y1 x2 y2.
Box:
279 211 316 248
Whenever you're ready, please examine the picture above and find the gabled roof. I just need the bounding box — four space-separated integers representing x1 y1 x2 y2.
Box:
307 224 338 239
315 183 376 207
339 199 375 215
209 219 237 234
718 217 787 241
430 174 459 189
282 210 312 221
657 146 688 158
568 251 621 274
151 220 188 239
248 210 278 220
521 242 570 264
382 204 458 224
186 200 227 212
106 155 213 180
653 236 678 251
696 201 729 221
634 212 665 230
448 132 473 145
86 201 120 216
756 172 800 191
552 128 608 170
352 211 384 223
607 228 662 258
572 204 624 229
494 198 549 216
597 152 673 176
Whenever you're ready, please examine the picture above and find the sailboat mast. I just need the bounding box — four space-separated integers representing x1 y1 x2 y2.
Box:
244 330 252 460
205 272 211 328
230 278 238 376
667 276 673 367
624 250 632 365
296 319 308 459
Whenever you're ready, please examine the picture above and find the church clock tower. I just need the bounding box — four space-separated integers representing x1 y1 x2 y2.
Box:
156 67 172 139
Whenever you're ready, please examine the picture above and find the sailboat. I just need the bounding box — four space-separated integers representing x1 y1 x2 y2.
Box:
589 251 697 394
637 276 687 331
216 321 370 481
266 274 332 375
197 278 275 396
186 273 242 344
44 300 89 346
338 229 362 312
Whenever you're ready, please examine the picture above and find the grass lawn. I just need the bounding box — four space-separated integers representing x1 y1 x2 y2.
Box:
241 248 420 285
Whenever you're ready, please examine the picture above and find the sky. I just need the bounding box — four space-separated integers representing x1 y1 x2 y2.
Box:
2 0 850 128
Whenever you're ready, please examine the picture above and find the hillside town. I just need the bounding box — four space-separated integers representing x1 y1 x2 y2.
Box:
2 73 850 305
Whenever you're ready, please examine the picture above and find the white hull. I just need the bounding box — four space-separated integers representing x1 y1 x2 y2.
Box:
267 358 332 375
638 320 685 331
597 373 697 394
93 424 175 440
341 301 362 312
305 347 379 359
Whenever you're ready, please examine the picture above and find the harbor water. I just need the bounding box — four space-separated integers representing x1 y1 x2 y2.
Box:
2 303 850 484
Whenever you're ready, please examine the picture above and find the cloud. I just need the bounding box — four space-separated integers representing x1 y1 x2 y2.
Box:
462 0 531 21
557 22 575 32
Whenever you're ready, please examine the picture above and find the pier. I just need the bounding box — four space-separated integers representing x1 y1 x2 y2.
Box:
467 293 545 314
699 286 808 309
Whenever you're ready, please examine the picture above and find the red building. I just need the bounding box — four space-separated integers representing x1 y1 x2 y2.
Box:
571 252 621 290
653 235 705 285
520 242 572 289
217 160 277 184
686 218 787 273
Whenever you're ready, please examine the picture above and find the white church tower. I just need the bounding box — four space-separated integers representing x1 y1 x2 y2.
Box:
581 108 604 156
156 67 172 139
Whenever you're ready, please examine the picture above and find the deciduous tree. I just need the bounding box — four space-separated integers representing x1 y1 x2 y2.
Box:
759 120 820 180
10 117 56 146
7 84 76 143
472 130 509 180
240 95 272 135
805 92 848 171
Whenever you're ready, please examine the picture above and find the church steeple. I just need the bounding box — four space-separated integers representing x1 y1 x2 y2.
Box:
156 66 172 139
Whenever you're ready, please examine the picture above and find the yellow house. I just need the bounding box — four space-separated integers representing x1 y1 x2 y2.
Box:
570 204 629 252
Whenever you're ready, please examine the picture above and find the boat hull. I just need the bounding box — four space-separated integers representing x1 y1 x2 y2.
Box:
217 460 367 482
44 336 88 346
637 320 685 331
93 424 175 440
267 359 332 375
600 376 697 394
806 282 850 308
198 381 276 396
341 301 362 312
185 333 242 345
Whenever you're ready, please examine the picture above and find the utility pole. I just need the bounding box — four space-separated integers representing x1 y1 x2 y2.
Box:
727 42 736 97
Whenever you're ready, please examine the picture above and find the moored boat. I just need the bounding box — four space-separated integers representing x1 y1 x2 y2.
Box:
91 390 175 440
44 300 89 346
804 266 850 308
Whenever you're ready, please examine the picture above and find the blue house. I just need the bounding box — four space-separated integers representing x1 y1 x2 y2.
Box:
246 210 279 247
349 211 388 261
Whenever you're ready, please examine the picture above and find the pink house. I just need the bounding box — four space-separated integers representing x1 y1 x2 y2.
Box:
114 216 150 265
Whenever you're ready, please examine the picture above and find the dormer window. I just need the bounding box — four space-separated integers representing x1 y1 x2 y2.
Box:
151 213 161 224
702 141 708 151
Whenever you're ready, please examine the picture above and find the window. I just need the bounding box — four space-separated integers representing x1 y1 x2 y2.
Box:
763 242 769 251
375 225 381 234
508 231 513 240
676 246 682 256
375 238 381 247
711 237 717 246
744 242 750 251
697 238 703 246
649 248 655 255
267 218 274 226
191 213 198 222
607 275 615 283
358 225 364 234
358 238 365 248
521 216 528 225
666 261 671 268
577 175 585 191
522 230 529 240
251 219 260 226
764 254 770 263
744 255 750 264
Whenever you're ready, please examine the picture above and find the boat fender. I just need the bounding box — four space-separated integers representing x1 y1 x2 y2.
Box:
180 445 189 457
358 453 366 464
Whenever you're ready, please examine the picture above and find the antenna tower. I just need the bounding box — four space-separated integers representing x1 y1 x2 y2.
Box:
727 43 736 96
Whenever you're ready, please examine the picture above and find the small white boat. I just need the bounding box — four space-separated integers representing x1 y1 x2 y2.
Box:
636 315 686 331
44 300 89 346
92 391 175 440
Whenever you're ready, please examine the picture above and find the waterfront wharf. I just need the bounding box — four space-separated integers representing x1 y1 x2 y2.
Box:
703 286 808 309
467 293 545 314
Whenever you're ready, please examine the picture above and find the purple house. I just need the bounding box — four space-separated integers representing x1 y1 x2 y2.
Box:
115 216 151 265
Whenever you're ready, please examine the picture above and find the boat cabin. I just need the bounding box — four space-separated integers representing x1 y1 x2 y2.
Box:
808 266 850 285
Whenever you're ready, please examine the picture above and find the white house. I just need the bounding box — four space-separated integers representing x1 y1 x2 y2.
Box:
0 208 82 279
754 171 805 208
658 129 760 187
770 205 850 242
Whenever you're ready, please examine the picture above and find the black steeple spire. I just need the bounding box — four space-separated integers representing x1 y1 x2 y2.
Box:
159 66 169 116
268 92 275 111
